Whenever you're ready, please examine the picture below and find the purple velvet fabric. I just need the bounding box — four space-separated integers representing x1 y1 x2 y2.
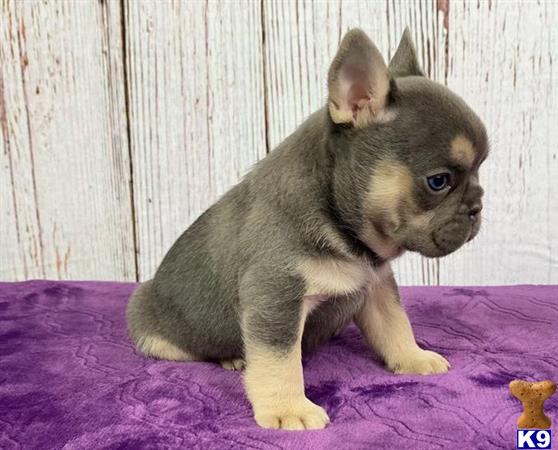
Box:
0 281 557 449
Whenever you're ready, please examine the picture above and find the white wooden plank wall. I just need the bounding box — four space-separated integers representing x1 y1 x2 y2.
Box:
124 0 266 280
1 0 557 285
0 0 135 280
439 0 558 284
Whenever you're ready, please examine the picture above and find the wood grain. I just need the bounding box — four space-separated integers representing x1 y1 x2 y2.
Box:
1 1 42 280
0 0 135 280
438 0 558 284
125 0 266 280
262 0 342 149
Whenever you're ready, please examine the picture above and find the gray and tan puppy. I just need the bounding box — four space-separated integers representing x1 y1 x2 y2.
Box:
127 28 488 430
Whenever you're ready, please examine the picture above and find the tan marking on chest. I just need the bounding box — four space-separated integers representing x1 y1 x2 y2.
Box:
299 256 391 298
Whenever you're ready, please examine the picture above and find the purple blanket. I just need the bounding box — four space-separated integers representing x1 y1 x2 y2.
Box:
1 281 556 449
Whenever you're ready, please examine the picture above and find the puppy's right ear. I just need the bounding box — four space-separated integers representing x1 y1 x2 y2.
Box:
328 29 390 128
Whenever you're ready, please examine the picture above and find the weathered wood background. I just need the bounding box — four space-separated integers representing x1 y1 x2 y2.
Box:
1 0 557 285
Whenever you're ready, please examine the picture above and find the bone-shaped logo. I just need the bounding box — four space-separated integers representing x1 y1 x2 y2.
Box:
509 379 556 429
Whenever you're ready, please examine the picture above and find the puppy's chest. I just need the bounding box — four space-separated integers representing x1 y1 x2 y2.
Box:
299 256 388 311
298 256 388 352
301 284 367 353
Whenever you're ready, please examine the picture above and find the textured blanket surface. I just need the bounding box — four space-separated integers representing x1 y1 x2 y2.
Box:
0 281 557 449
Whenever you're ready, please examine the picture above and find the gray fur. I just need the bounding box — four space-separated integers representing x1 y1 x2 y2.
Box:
127 28 487 361
389 27 425 78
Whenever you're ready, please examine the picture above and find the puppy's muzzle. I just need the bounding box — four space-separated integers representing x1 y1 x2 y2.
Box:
432 214 472 255
466 202 482 242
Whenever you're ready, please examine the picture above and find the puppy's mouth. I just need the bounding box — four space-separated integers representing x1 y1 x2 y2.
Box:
431 233 466 257
363 211 481 259
430 213 481 256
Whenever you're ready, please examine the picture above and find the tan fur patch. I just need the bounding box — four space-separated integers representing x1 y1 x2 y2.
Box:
408 210 435 230
137 335 194 361
328 101 354 125
361 161 414 257
244 303 330 430
450 135 476 168
355 280 416 365
299 256 371 297
354 278 450 375
359 222 404 260
365 161 414 221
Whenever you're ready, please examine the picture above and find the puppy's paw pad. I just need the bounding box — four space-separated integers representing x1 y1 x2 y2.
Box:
392 350 450 375
220 358 245 371
255 400 330 430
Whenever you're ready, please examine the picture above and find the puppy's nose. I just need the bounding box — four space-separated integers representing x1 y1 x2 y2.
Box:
469 203 482 220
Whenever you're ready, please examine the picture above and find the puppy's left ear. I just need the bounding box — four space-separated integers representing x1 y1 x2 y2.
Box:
389 27 425 77
328 29 390 127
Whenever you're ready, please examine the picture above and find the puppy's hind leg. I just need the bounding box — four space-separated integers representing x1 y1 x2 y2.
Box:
137 335 195 362
126 280 196 362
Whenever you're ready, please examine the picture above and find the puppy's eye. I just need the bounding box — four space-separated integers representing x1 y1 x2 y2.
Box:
426 173 451 192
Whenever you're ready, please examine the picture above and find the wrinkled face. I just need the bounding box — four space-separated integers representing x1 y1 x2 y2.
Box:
360 78 489 258
326 28 488 259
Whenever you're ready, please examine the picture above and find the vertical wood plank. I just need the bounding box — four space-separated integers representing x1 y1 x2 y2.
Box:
1 1 43 280
0 0 135 280
125 0 266 280
438 0 558 284
263 0 342 149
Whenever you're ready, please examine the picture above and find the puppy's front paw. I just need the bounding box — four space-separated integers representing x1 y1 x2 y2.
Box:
390 349 450 375
254 398 330 430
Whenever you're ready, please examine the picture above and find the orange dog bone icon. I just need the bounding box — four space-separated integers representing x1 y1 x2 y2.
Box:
509 379 556 429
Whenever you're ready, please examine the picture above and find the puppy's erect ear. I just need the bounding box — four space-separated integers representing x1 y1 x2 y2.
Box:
328 29 390 127
389 27 425 78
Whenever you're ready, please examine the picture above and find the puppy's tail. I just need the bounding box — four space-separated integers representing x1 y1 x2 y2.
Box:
126 280 156 347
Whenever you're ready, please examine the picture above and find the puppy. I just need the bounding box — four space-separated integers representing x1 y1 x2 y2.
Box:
127 28 488 430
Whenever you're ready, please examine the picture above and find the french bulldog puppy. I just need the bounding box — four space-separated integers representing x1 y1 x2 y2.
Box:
127 28 488 430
